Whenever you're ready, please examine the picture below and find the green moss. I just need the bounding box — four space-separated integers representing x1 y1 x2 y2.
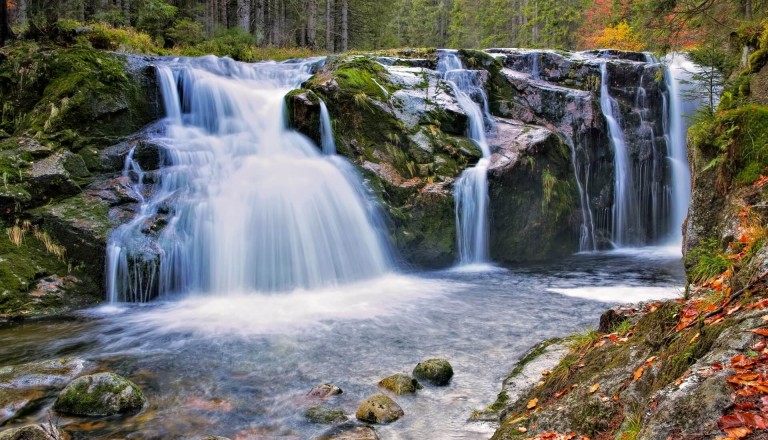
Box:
333 57 391 100
0 42 152 148
508 338 563 379
457 49 516 116
749 49 768 73
32 194 111 238
54 373 146 416
305 406 348 424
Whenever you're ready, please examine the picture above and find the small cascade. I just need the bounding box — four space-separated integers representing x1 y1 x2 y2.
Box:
437 49 494 265
530 52 541 80
663 54 696 244
599 62 641 246
106 56 393 302
319 99 336 155
565 136 597 251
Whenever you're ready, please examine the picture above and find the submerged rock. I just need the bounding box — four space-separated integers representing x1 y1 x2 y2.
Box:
316 421 379 440
412 358 453 386
378 373 422 395
0 357 94 424
306 406 349 424
0 423 65 440
54 372 146 416
307 383 343 400
354 394 404 424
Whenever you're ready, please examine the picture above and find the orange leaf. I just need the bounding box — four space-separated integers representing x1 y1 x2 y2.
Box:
751 328 768 337
527 398 538 409
589 383 600 393
633 365 645 381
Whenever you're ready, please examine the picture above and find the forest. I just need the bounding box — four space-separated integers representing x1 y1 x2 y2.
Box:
0 0 765 55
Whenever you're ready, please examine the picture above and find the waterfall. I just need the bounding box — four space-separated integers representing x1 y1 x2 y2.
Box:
438 50 494 265
599 62 641 246
530 52 541 80
106 56 393 302
565 136 597 251
663 54 695 244
319 99 336 155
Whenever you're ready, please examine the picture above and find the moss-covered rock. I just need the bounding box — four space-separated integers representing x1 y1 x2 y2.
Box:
378 373 422 395
412 358 453 386
306 406 349 424
316 421 380 440
354 394 404 424
54 372 146 416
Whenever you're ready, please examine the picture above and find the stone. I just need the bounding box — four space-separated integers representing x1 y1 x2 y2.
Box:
316 422 379 440
25 152 81 203
0 423 65 440
377 373 422 395
306 406 348 424
412 358 454 386
54 372 146 416
307 383 343 400
354 394 404 424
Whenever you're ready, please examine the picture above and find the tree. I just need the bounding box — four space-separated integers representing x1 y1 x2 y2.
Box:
588 20 645 51
1 0 13 46
684 34 732 114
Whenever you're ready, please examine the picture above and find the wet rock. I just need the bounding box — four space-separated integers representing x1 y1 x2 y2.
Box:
354 394 404 424
378 373 422 395
285 89 321 146
0 423 65 440
316 421 379 440
0 357 92 390
306 406 348 424
307 383 343 400
412 358 454 386
25 152 82 203
54 372 146 416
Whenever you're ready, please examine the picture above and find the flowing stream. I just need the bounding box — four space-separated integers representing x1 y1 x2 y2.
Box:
0 249 684 439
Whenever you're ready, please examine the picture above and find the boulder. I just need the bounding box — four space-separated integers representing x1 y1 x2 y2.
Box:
354 394 404 424
25 152 82 203
306 406 348 424
377 373 422 395
412 358 454 386
54 372 146 416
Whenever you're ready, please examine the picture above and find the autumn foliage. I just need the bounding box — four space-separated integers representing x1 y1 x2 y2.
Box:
586 20 645 51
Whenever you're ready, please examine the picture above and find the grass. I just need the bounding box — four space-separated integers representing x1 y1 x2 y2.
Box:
685 237 732 283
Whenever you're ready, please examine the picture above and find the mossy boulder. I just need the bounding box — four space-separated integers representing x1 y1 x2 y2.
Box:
306 406 349 424
54 372 146 416
412 358 453 386
354 394 404 424
0 424 65 440
378 373 422 395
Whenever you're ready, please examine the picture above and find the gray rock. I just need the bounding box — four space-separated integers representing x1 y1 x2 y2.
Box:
307 383 343 400
26 152 82 202
412 358 454 386
0 423 64 440
377 373 422 395
306 406 348 424
54 372 146 416
355 394 404 424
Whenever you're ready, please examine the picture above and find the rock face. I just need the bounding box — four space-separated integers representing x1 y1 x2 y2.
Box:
289 49 672 266
54 372 146 416
0 41 160 319
412 358 454 386
378 373 422 395
354 394 404 424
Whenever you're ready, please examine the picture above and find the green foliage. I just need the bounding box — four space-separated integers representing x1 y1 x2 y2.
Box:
134 0 177 42
166 18 205 47
685 237 732 283
181 28 314 61
86 22 161 54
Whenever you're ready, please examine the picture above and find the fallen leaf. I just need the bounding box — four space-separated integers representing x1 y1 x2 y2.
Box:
527 398 538 409
589 383 600 393
751 328 768 337
633 365 645 381
690 332 700 344
518 426 527 433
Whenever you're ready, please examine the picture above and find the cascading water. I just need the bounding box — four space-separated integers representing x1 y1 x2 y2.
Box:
599 61 641 246
663 54 697 244
106 56 393 302
437 50 494 265
318 99 336 155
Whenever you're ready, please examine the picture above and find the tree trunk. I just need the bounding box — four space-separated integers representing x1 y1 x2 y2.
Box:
237 0 250 31
326 0 333 52
307 0 317 49
255 0 264 43
340 0 347 52
1 0 13 47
